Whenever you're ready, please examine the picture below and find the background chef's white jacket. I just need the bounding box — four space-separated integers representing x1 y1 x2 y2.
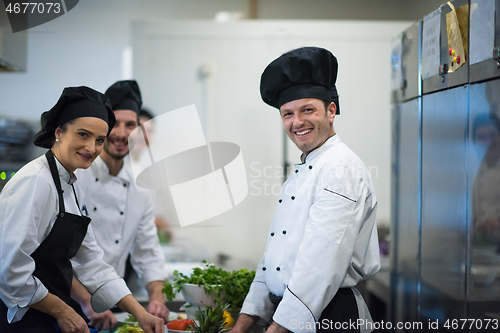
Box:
0 155 131 323
75 156 167 288
241 135 380 333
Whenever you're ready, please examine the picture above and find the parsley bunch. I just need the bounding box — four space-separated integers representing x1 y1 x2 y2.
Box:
163 261 255 311
220 268 255 310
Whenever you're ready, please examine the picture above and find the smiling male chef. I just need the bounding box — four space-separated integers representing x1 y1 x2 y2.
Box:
71 80 169 331
232 47 380 333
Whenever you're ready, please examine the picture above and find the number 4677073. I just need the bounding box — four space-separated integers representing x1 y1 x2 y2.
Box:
5 2 61 14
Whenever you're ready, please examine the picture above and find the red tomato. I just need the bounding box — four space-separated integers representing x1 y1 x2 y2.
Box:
167 319 195 331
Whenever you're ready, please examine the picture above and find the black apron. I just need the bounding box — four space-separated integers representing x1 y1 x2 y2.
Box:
317 288 359 333
0 150 91 333
270 287 360 333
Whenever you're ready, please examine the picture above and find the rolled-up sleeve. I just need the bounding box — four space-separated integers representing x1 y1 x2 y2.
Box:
71 225 131 312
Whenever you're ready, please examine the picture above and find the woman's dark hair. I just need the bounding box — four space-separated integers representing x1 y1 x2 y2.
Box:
43 119 75 148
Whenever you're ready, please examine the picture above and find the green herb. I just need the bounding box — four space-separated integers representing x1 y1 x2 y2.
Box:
162 261 255 311
162 261 227 302
221 268 255 310
125 314 137 322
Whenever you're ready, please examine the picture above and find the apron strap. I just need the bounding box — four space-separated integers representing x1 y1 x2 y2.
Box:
71 185 84 216
45 150 65 214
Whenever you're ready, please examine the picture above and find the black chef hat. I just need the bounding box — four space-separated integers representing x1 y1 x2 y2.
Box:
260 46 340 114
33 86 116 148
105 80 142 114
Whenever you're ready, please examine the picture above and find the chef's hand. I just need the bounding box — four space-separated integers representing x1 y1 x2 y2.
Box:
231 313 260 333
117 294 164 333
146 280 170 321
147 299 170 321
81 306 118 331
136 312 165 333
70 277 117 331
56 308 91 333
30 293 90 333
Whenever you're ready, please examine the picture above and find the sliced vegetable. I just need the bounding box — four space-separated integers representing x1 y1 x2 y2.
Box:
167 319 195 331
115 323 145 333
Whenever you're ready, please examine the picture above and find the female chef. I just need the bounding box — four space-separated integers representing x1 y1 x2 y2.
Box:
0 86 164 333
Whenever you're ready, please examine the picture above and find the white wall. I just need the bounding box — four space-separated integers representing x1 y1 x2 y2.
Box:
0 0 249 120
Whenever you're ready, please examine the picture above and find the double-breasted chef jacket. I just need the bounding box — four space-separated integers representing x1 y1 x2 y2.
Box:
241 134 380 333
0 154 131 324
75 155 167 286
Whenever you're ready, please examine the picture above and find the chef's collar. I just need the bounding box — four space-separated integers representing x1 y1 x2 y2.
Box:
94 155 132 182
53 155 78 185
297 133 338 165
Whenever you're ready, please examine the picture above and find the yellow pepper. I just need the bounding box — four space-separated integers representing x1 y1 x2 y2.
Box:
223 310 235 329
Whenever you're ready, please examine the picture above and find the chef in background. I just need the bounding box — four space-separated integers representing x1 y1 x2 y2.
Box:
472 113 500 247
70 80 169 331
232 47 380 333
0 86 164 333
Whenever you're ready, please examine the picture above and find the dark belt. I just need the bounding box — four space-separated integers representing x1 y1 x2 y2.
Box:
269 292 283 306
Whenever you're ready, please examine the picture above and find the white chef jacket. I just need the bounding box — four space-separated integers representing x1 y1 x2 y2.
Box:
0 155 131 323
241 135 380 333
75 156 167 288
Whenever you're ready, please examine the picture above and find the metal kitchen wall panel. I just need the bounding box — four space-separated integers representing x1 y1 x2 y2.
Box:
391 98 422 329
469 0 500 83
391 21 422 104
422 0 469 94
467 80 500 326
421 85 468 329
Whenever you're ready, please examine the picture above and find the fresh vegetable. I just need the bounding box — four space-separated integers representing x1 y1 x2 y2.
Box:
162 261 255 311
125 314 137 322
222 310 235 329
115 323 145 333
167 319 195 331
221 268 255 310
191 303 229 333
163 262 226 303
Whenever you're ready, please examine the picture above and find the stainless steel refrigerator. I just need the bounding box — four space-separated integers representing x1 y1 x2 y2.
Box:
391 0 500 331
390 19 422 329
